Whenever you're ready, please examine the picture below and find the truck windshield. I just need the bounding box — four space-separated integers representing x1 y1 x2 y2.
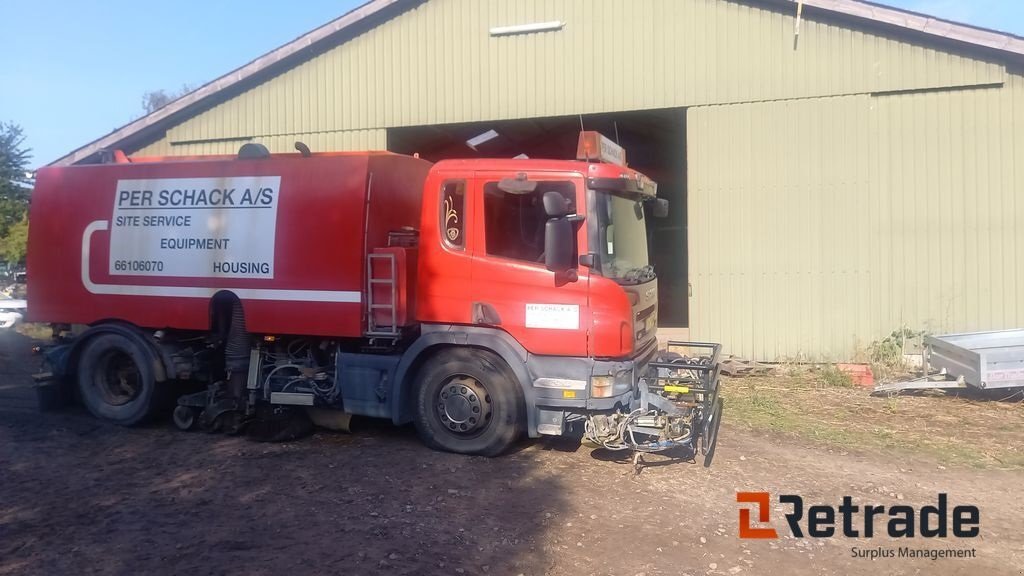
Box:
592 191 652 284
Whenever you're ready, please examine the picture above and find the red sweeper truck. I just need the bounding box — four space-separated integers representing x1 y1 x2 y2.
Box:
26 133 722 461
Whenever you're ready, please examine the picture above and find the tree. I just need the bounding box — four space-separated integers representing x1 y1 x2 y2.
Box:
142 84 195 114
0 215 28 265
0 123 32 260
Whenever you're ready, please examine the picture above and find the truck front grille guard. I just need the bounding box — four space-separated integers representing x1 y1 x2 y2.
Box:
584 341 724 467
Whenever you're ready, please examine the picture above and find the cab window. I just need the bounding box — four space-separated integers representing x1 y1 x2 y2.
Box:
483 180 576 263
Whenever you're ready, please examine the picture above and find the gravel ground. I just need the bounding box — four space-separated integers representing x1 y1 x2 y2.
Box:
1 329 1021 575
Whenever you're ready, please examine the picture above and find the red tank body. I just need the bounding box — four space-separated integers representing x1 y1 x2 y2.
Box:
27 152 430 337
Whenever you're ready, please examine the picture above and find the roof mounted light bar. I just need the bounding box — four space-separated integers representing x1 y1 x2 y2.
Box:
576 131 626 167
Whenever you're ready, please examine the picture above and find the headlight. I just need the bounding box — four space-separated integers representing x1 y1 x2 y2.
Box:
591 370 633 399
591 376 615 398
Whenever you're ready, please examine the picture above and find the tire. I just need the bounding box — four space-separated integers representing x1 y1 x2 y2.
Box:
414 348 524 457
76 333 162 426
172 405 200 431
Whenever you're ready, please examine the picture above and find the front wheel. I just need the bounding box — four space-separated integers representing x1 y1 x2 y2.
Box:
414 348 524 457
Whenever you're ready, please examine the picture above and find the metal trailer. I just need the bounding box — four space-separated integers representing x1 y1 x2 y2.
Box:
924 330 1024 390
874 329 1024 395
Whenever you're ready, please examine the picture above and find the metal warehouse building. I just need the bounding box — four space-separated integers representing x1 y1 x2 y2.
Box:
55 0 1024 361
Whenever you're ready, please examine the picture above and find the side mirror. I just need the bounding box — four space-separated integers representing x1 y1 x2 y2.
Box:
543 191 571 218
545 217 575 275
652 198 669 218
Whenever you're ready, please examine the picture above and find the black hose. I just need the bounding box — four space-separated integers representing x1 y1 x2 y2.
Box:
225 301 249 372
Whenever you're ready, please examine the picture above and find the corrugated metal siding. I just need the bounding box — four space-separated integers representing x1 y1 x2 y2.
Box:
867 76 1024 338
133 138 172 157
688 95 873 360
133 129 385 157
689 77 1024 360
138 0 1005 152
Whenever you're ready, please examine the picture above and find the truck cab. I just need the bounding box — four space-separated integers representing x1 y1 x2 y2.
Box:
409 134 666 442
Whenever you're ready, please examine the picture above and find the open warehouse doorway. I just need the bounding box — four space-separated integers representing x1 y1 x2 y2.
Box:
387 108 689 327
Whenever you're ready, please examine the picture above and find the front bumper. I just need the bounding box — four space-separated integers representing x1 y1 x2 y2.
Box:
526 338 660 434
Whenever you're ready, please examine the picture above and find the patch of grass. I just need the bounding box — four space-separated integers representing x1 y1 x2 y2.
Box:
721 373 1024 470
15 322 51 341
808 425 854 444
726 384 799 433
867 327 926 382
883 396 900 414
818 365 854 388
748 388 781 413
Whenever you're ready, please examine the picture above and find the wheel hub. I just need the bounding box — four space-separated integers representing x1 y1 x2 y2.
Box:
96 351 142 406
436 375 492 435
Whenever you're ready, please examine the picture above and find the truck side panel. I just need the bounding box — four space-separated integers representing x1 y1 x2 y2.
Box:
27 153 427 338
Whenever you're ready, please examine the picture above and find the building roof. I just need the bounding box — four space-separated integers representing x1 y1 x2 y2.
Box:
50 0 1024 167
806 0 1024 53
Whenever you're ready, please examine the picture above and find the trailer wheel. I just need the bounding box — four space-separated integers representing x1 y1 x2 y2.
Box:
414 348 523 457
77 333 161 426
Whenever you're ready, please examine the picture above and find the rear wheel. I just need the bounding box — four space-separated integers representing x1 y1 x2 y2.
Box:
414 348 523 457
76 333 162 426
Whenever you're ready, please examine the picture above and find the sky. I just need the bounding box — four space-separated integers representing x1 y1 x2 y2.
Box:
1 0 1022 168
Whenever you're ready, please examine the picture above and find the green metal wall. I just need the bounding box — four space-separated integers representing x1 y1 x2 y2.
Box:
124 0 1023 360
135 0 1004 154
688 74 1024 360
135 128 385 156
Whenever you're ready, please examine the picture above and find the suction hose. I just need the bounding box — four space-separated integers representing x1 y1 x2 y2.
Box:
225 301 249 399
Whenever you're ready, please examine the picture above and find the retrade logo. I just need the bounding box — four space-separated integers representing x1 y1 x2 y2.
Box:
736 492 979 540
737 492 778 539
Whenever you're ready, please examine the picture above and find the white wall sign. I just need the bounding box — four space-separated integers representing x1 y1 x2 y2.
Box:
109 176 281 279
525 303 580 330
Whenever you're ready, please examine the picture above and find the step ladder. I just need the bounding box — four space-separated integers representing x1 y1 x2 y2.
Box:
367 252 399 338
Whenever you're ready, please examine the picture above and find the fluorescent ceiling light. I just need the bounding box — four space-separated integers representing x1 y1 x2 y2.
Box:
466 129 500 150
489 21 565 37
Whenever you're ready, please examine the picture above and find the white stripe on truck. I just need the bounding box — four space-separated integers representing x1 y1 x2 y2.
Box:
81 220 361 303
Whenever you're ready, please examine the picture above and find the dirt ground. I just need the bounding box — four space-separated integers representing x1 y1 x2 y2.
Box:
723 370 1024 469
1 329 1022 576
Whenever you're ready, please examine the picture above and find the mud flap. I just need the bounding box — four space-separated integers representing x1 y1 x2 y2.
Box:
33 373 73 411
33 343 75 412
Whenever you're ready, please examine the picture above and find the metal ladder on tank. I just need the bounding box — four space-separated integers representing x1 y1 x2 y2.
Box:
366 252 400 338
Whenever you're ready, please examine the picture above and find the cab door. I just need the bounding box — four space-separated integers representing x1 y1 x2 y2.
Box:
416 173 475 325
469 172 590 357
